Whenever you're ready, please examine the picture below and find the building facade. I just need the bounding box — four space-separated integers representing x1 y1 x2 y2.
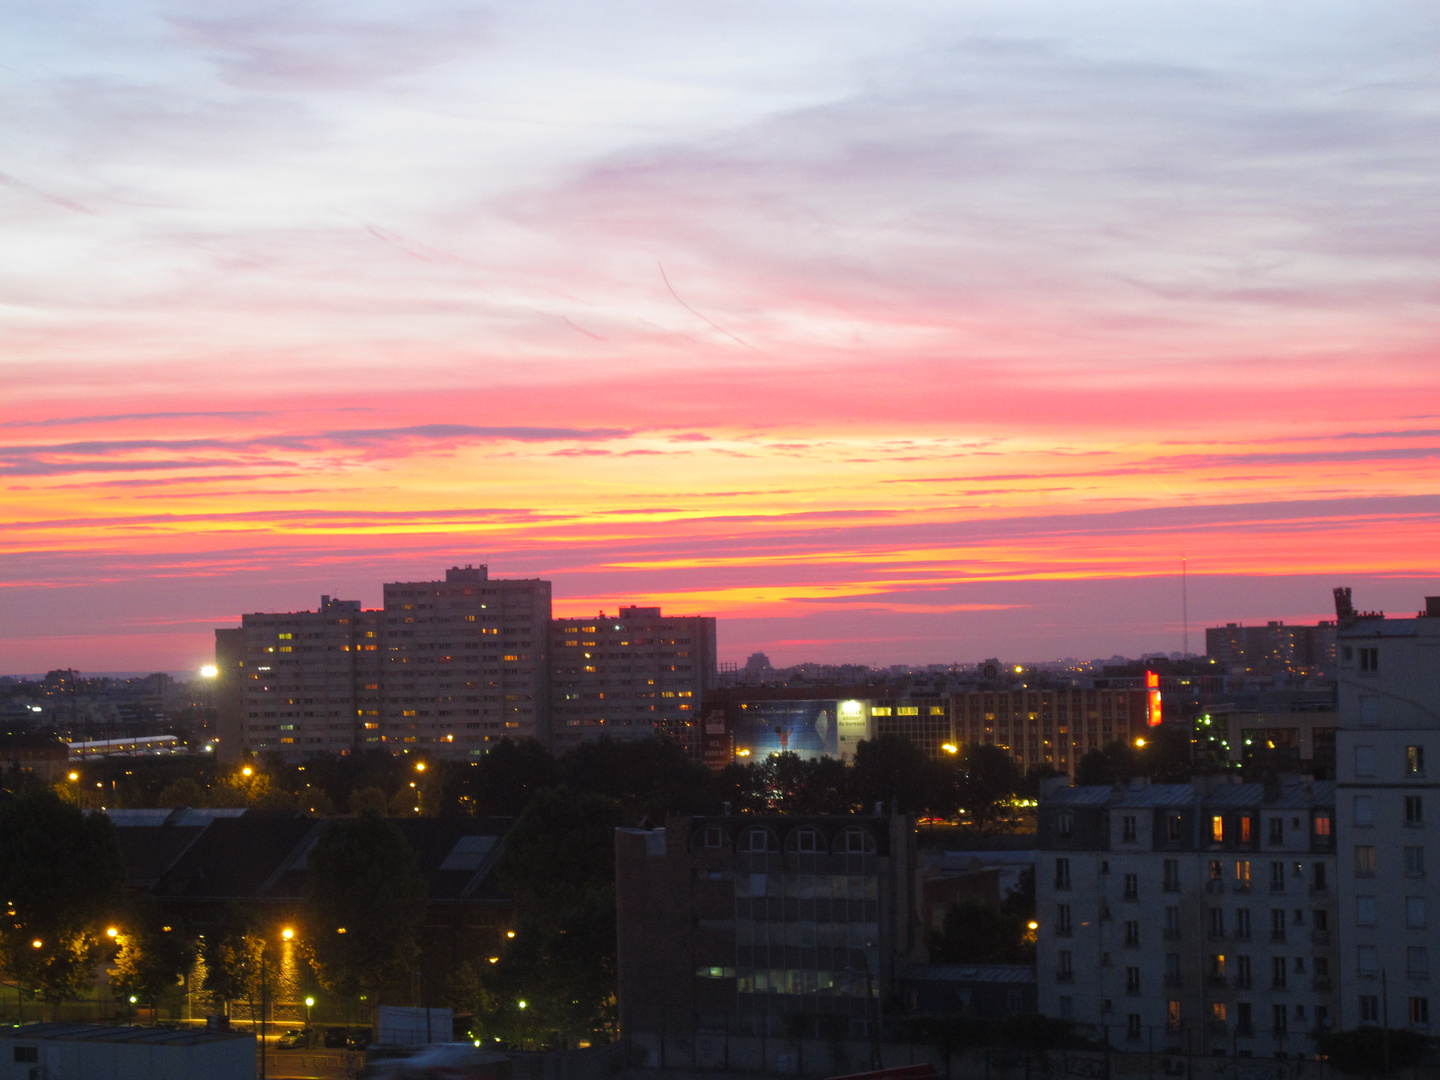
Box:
1334 594 1440 1032
1206 621 1338 678
615 813 922 1045
549 606 717 752
1036 779 1337 1057
952 689 1155 777
215 565 551 762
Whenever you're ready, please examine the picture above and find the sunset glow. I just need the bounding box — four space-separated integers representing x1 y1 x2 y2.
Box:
3 1 1438 670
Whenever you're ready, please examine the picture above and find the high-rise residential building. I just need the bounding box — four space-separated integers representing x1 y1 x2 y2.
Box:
1334 592 1440 1032
549 606 717 752
214 565 550 762
1036 779 1337 1057
1206 621 1337 677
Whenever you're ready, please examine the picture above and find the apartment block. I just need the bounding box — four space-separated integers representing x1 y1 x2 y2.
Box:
615 812 921 1045
1036 779 1337 1057
953 688 1155 777
1334 593 1440 1033
549 606 716 752
215 565 550 762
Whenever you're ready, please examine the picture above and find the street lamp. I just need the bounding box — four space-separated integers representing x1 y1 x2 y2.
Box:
304 996 314 1036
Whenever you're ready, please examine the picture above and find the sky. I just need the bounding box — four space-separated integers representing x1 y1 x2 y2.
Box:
2 0 1439 674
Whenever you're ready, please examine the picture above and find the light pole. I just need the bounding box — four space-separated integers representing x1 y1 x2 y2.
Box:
305 997 315 1045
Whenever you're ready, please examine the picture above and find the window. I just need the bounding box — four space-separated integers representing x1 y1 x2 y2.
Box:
742 828 777 852
1269 817 1284 844
1209 859 1223 882
702 826 725 848
1270 909 1286 940
1314 909 1328 932
1166 814 1182 842
1357 896 1377 926
1210 907 1225 938
1168 1000 1183 1031
1166 953 1182 985
1360 995 1380 1024
1406 846 1425 877
1408 896 1427 928
1356 746 1376 777
1237 1002 1253 1033
1273 1004 1288 1035
1270 860 1286 891
1164 859 1180 891
1314 814 1332 838
1211 954 1227 980
1235 860 1251 889
1124 920 1140 946
1236 954 1252 987
1127 1013 1142 1040
1055 857 1071 889
1212 815 1225 843
1164 906 1181 938
1058 949 1074 978
1240 815 1252 843
1057 904 1072 934
1354 795 1374 827
12 1047 37 1064
1122 814 1137 843
1411 998 1430 1027
1360 696 1380 726
840 828 875 854
695 965 736 978
1125 967 1141 994
1268 956 1285 988
791 827 820 852
1407 796 1424 826
1408 745 1426 776
1057 811 1073 840
1358 946 1378 975
1409 947 1429 976
1314 861 1328 891
1355 846 1376 876
1123 873 1139 900
1236 908 1251 939
1359 647 1379 673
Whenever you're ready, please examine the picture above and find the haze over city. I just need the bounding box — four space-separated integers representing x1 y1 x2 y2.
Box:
3 0 1439 673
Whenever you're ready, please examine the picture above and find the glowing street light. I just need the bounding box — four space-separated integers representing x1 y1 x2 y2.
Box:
30 939 41 949
106 927 119 938
1135 737 1147 748
68 772 79 781
941 744 958 754
415 761 426 772
281 928 294 940
241 766 254 777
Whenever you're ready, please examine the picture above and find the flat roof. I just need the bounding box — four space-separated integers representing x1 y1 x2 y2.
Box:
0 1023 253 1046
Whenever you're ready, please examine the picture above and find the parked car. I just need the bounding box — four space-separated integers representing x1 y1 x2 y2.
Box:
275 1028 309 1049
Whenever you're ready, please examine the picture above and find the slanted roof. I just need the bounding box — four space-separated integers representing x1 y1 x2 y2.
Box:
151 814 318 901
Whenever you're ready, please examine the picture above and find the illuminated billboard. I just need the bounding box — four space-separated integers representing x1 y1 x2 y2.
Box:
729 699 846 760
1146 671 1162 726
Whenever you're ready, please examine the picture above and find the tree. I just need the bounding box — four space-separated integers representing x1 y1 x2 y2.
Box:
953 744 1025 833
156 776 207 808
348 786 388 816
473 788 631 1046
561 737 716 820
110 900 197 1020
200 907 265 1019
463 739 559 816
928 897 1030 964
0 790 126 1014
303 812 426 1001
770 753 854 814
1074 740 1141 787
851 734 942 815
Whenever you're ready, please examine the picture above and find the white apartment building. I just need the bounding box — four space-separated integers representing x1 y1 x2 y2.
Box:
1037 779 1337 1058
215 565 551 762
549 606 717 752
1334 593 1440 1032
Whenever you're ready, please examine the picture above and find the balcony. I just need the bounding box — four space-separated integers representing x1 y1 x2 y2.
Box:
1235 1025 1254 1039
1272 979 1288 990
1235 976 1253 989
1206 880 1226 894
1270 884 1287 895
1207 974 1227 988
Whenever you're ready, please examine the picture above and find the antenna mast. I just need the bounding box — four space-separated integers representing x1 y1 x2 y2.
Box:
1182 557 1189 658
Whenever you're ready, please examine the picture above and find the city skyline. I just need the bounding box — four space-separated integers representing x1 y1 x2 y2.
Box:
4 1 1439 672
